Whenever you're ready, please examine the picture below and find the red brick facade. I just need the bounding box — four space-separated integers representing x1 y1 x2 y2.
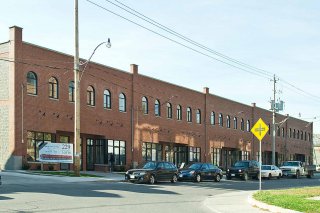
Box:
0 26 313 171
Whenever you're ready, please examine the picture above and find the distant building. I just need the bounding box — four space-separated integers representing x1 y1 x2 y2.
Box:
313 134 320 165
0 26 314 171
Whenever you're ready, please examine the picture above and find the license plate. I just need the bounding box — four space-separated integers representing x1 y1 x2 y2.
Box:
231 174 235 177
130 175 135 179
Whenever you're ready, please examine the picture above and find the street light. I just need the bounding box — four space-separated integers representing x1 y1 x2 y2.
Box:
74 0 111 176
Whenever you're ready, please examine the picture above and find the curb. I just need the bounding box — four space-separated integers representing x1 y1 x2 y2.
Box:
248 191 302 213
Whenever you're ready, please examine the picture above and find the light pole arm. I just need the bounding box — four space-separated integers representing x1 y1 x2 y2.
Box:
79 39 111 81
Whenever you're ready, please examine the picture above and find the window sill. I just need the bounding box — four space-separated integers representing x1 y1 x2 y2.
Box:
49 98 59 101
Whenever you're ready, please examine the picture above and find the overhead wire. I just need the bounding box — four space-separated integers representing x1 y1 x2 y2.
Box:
85 0 272 80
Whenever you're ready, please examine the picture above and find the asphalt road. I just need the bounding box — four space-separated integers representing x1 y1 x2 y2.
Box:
0 172 319 213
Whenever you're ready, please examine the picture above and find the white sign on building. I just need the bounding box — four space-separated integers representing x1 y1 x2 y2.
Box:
38 143 73 164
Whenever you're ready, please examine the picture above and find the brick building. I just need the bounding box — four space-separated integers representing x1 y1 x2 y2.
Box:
0 26 313 171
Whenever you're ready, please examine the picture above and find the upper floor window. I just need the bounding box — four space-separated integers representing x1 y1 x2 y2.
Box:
297 130 300 139
234 117 238 129
293 129 296 138
196 109 201 124
86 85 95 106
241 119 244 131
177 105 182 120
226 115 230 128
246 120 250 132
48 77 58 99
304 132 307 141
289 128 292 138
277 127 280 136
119 93 126 112
300 131 303 140
103 89 111 109
268 124 271 135
68 81 74 102
187 107 192 122
282 127 285 138
27 71 37 95
218 113 223 126
210 112 215 125
167 102 172 118
142 96 148 114
155 100 160 116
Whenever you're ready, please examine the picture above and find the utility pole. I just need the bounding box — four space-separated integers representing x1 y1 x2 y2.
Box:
74 0 81 176
272 74 277 165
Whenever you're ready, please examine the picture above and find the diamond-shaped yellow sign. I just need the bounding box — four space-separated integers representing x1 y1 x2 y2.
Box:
251 118 269 141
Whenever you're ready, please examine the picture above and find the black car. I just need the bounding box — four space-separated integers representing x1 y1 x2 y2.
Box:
178 163 223 182
226 160 260 181
125 161 178 184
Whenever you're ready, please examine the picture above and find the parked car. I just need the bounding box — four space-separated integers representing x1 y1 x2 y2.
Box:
178 163 223 182
226 160 260 181
125 161 178 184
261 165 282 179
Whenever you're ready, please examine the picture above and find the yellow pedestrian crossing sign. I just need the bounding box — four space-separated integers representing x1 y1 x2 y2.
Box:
251 118 269 141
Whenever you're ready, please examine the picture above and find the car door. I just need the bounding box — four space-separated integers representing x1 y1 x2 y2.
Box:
156 162 166 181
200 164 209 180
164 162 173 180
207 164 216 180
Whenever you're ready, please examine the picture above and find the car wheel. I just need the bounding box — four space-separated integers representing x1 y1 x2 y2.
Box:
215 174 221 182
295 171 300 179
243 172 248 181
195 174 201 183
149 175 155 184
171 174 177 183
268 173 272 180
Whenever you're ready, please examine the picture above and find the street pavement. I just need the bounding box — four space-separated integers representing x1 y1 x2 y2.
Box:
1 170 319 212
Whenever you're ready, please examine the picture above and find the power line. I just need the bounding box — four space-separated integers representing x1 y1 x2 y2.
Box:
85 0 271 80
107 0 273 78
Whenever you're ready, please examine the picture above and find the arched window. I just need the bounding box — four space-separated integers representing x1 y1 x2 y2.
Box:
49 77 58 99
119 93 126 112
177 105 182 120
241 119 244 131
142 96 148 114
300 131 303 140
155 99 160 116
68 81 74 102
210 112 215 125
86 85 95 106
277 127 280 136
234 117 238 129
196 109 201 124
226 115 230 128
282 127 285 138
304 132 307 141
289 128 292 138
187 107 192 122
27 71 37 95
167 102 172 118
246 120 250 132
218 113 223 126
293 129 296 138
103 89 111 109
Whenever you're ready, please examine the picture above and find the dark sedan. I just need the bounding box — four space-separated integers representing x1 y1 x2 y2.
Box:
125 161 178 184
178 163 223 182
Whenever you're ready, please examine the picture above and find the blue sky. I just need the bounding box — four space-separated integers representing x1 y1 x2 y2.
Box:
1 0 320 133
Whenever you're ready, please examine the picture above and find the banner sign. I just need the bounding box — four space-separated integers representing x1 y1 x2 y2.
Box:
38 143 73 163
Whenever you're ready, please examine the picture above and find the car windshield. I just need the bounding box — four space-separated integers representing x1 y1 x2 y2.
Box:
234 161 249 167
261 165 271 170
142 162 157 169
283 162 299 167
187 163 202 170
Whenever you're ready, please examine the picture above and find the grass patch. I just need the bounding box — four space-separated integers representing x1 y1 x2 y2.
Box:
31 171 101 177
253 187 320 213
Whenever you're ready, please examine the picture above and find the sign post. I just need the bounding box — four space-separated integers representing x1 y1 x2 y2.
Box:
251 118 269 191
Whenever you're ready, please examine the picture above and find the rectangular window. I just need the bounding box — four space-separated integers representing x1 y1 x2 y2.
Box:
142 142 162 162
107 140 126 165
189 147 201 162
27 131 55 162
212 148 221 166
